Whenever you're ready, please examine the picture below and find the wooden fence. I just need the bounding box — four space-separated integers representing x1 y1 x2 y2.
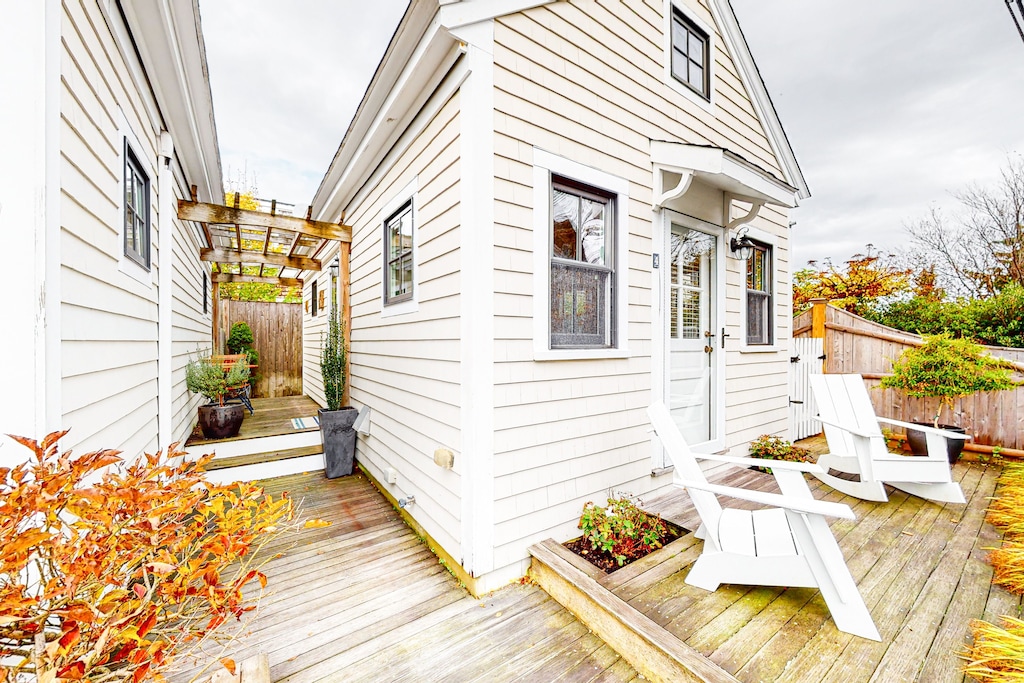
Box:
218 300 302 398
794 300 1024 450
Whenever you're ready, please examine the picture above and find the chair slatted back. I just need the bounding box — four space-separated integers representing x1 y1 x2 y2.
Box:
810 374 886 478
648 402 723 544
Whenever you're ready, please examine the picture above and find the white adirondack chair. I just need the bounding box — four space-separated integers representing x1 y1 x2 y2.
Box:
810 374 968 504
648 402 880 641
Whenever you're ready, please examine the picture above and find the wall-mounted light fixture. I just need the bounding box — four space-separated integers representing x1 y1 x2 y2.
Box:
329 257 340 280
729 227 755 260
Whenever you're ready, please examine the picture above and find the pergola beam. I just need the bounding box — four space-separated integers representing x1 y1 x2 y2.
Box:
179 200 351 242
201 247 322 271
212 273 303 286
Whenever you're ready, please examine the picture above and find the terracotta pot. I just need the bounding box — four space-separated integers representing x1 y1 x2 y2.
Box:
905 423 967 464
198 403 245 439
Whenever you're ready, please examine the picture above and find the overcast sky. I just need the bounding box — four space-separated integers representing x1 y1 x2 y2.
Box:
201 1 1024 268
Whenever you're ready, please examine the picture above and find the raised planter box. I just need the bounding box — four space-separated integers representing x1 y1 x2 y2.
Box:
528 538 738 683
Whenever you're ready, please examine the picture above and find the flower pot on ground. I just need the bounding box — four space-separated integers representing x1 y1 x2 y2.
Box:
905 423 968 463
186 354 251 439
320 301 356 478
879 334 1018 463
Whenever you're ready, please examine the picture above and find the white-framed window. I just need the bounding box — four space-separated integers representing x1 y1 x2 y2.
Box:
123 141 150 269
380 178 418 318
384 201 414 305
550 178 615 348
745 241 772 345
116 109 155 286
663 1 715 110
533 149 629 361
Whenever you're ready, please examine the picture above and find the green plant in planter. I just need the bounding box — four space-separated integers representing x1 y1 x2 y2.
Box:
879 334 1018 429
748 434 813 473
320 304 347 410
185 355 250 405
578 497 669 567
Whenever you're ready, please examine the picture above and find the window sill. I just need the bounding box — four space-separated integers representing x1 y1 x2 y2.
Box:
738 344 782 354
381 299 418 319
534 347 630 362
118 256 152 287
665 77 715 114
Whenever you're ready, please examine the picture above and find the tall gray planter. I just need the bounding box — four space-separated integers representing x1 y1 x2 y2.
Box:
319 407 359 478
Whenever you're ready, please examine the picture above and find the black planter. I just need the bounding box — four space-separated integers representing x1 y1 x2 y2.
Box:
906 423 968 463
198 403 245 439
320 407 359 478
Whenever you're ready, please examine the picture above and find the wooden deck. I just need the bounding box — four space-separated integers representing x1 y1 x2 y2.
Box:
186 395 322 448
628 445 1022 682
172 470 639 683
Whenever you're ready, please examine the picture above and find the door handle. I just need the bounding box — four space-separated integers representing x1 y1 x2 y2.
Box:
704 345 713 354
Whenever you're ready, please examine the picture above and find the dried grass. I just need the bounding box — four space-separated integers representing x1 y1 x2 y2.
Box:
964 617 1024 682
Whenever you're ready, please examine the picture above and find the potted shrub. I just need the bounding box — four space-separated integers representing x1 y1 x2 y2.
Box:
186 355 250 439
226 321 260 388
320 303 358 478
880 334 1018 462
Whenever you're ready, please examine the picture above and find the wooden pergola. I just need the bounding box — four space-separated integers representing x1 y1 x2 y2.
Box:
177 186 352 351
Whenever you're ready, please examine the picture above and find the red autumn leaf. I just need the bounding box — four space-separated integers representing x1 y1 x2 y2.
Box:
58 624 80 652
133 583 147 599
131 662 150 683
137 611 157 638
56 661 86 680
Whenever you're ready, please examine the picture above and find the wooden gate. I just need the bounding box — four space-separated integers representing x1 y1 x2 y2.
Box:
789 337 824 441
218 300 302 398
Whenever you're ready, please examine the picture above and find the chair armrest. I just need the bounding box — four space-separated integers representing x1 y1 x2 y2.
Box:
696 452 824 474
813 415 877 438
676 478 855 520
876 417 971 440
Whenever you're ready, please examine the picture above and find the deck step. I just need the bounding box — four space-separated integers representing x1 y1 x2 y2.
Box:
206 444 323 471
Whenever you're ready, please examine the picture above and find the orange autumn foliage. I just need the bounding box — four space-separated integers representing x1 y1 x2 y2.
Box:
0 431 294 682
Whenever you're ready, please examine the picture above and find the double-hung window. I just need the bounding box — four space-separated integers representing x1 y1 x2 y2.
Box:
123 142 150 269
670 8 710 99
745 243 772 345
384 201 414 305
550 178 615 348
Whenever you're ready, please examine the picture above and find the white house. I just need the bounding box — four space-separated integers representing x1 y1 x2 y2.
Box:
305 0 809 595
0 0 221 465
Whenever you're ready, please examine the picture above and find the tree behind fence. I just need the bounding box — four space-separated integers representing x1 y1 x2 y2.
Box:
218 299 302 398
795 301 1024 450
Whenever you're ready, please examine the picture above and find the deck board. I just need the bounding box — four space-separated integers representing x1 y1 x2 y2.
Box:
629 435 1010 683
170 471 637 682
186 395 322 447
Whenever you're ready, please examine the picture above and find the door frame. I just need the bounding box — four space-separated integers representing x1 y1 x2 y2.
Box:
652 209 727 465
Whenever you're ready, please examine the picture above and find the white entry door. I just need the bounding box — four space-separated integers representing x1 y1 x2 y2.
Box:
668 223 720 449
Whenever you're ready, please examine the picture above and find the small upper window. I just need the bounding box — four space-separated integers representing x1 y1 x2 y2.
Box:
671 9 710 99
311 279 319 316
123 142 150 269
746 243 772 345
550 178 615 348
385 201 414 305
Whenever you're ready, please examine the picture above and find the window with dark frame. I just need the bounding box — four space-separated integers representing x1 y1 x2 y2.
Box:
311 279 318 316
384 201 414 305
550 177 615 349
123 142 150 268
203 275 208 314
746 243 772 345
670 8 710 99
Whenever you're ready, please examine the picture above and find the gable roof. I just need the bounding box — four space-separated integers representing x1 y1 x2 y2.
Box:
312 0 807 221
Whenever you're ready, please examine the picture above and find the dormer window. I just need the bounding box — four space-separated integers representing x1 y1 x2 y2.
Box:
671 9 710 99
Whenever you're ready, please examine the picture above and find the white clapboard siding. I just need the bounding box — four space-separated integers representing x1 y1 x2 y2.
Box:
303 93 464 562
488 0 793 574
789 337 824 441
